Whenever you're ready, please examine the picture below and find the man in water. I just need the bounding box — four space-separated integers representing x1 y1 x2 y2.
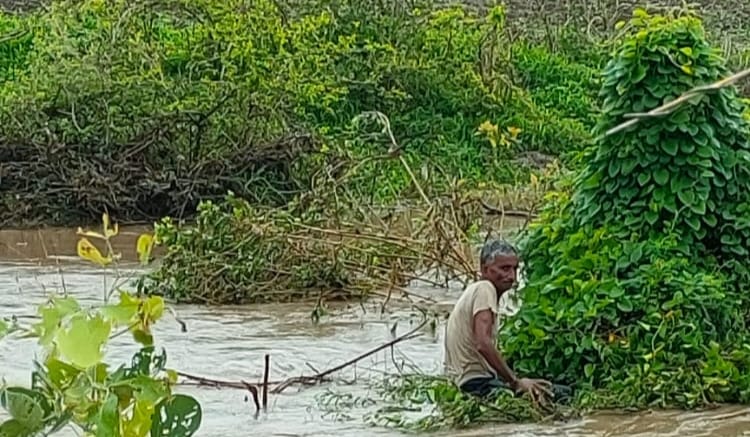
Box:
443 239 554 405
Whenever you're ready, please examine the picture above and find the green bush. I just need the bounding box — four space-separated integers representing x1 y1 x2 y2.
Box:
0 0 596 226
499 9 750 410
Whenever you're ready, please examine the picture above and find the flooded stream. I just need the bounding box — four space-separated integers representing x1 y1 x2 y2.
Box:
2 228 750 436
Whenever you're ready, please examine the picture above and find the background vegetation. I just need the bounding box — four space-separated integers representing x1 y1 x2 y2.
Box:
0 0 597 227
2 0 749 227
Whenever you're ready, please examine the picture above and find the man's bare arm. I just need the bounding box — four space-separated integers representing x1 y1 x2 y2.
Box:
472 309 518 389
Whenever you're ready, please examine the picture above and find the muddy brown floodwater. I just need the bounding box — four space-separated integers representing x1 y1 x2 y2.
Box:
2 228 750 436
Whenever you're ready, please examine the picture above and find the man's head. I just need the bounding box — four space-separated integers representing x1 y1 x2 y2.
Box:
479 239 519 295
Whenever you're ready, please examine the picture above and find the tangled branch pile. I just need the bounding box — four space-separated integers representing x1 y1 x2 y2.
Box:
143 142 494 304
145 194 482 304
499 10 750 410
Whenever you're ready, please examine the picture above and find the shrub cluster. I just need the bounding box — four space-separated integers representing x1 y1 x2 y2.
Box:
0 0 597 226
499 9 750 409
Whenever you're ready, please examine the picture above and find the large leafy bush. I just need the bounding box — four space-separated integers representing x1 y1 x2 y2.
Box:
499 9 750 409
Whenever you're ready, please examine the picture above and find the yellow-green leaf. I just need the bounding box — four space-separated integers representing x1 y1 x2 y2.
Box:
56 314 112 369
101 292 140 325
136 234 154 265
143 297 165 321
77 238 112 267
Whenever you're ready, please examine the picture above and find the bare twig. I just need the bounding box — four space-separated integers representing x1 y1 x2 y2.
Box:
176 318 428 399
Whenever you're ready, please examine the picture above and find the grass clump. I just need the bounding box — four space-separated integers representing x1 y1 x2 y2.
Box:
499 9 750 410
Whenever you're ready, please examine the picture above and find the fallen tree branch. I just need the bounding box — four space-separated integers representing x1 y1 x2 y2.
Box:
602 67 750 139
176 318 428 405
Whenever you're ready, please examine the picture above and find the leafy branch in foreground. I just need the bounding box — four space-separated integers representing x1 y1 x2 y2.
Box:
0 214 201 437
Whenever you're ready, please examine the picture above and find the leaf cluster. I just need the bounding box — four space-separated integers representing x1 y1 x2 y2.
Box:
0 214 201 437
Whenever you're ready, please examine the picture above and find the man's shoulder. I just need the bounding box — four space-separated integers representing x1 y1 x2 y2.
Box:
463 280 495 296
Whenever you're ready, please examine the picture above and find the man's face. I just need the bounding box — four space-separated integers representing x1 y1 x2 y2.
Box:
481 254 519 294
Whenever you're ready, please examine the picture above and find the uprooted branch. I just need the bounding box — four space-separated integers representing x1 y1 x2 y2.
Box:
175 318 429 411
603 67 750 138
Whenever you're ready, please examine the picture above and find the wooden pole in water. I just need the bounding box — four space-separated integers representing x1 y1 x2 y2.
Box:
262 354 270 409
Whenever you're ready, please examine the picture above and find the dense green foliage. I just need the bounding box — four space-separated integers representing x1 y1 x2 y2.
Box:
499 10 750 409
0 0 601 227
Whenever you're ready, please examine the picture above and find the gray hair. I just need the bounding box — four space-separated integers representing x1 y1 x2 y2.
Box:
480 238 517 267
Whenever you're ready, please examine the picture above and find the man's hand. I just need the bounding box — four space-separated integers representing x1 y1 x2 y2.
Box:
513 378 553 406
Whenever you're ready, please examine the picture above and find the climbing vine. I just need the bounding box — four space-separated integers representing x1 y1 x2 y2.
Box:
499 9 750 410
0 214 202 437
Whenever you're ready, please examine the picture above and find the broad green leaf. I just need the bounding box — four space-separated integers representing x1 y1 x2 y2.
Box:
617 300 634 312
133 329 154 347
685 215 701 232
101 292 140 325
56 314 112 369
584 364 595 378
150 394 202 437
530 328 546 339
677 189 695 206
679 47 693 57
632 64 647 83
143 297 165 321
130 376 169 404
653 168 669 185
0 419 31 437
33 296 82 346
703 214 718 227
46 357 82 387
123 400 154 437
0 388 43 431
669 109 690 125
637 172 651 186
661 139 678 156
95 393 119 437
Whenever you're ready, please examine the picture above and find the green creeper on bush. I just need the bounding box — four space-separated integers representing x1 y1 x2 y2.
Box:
499 9 750 410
